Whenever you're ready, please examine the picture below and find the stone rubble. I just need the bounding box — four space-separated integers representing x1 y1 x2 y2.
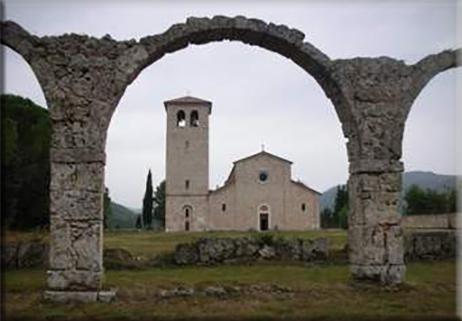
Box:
173 237 330 265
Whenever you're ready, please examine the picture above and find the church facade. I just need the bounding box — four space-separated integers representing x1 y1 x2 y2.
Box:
164 96 320 232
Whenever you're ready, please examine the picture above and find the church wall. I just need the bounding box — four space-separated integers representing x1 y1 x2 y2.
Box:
208 184 236 230
166 195 209 232
233 156 291 231
285 183 320 230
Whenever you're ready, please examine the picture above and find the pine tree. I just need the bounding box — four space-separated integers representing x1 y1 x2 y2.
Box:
142 170 154 229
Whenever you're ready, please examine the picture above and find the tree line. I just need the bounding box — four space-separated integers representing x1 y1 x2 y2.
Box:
1 94 165 231
403 185 456 216
1 94 51 229
321 183 457 229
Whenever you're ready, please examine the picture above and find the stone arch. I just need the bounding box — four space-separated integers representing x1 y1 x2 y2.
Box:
176 110 186 127
1 17 460 302
190 110 199 127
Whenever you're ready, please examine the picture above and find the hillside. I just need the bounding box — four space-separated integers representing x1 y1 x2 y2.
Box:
320 171 458 211
107 202 139 229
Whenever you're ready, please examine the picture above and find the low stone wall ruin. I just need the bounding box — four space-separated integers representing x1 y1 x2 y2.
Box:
173 237 330 265
401 214 457 230
404 230 457 261
2 242 49 268
3 231 456 270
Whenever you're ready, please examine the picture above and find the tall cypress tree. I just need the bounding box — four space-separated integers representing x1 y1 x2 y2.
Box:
142 170 154 229
153 180 166 229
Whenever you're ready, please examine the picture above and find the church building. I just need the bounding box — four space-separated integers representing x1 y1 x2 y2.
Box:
164 96 320 232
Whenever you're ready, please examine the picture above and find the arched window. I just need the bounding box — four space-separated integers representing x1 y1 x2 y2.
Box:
222 203 226 212
176 110 186 127
258 204 270 231
183 205 192 231
185 179 190 190
302 203 306 212
190 110 199 127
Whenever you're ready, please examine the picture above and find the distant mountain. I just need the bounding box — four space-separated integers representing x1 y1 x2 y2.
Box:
320 184 346 211
107 202 139 229
320 171 458 211
403 171 456 192
128 207 142 214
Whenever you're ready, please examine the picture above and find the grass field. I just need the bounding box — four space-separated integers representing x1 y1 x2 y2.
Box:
2 230 459 320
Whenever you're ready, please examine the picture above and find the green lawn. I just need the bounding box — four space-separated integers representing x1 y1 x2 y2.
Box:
3 261 457 320
2 230 458 320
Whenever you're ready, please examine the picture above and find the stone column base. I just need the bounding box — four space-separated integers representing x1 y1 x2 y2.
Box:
350 264 406 284
44 290 117 303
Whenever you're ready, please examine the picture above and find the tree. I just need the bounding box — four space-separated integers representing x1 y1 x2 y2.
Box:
153 180 166 229
333 185 349 229
1 94 51 230
135 215 142 229
142 170 154 229
103 187 112 229
404 184 457 216
320 208 334 228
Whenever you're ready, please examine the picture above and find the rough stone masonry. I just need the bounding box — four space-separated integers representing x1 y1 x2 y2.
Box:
0 16 459 302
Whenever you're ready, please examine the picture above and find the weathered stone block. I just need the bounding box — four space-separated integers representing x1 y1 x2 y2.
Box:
379 172 401 192
350 264 405 284
50 148 106 163
385 225 404 265
348 225 386 265
71 221 103 271
50 189 103 221
44 290 98 303
48 218 73 270
349 159 404 174
349 195 401 226
50 162 104 192
51 120 105 150
98 291 117 303
44 290 116 303
47 270 103 291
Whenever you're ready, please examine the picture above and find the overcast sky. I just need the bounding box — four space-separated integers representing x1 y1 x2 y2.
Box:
2 1 460 209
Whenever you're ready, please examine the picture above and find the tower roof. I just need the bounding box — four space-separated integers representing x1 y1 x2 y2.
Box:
164 95 212 110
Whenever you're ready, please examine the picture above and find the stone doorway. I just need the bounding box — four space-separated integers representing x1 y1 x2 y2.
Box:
260 214 269 231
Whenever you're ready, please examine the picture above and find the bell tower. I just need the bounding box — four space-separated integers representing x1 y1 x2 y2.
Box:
164 96 212 231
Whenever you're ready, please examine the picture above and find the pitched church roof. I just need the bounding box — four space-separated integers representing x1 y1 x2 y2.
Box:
164 95 212 105
220 151 291 188
216 151 320 195
291 180 322 195
233 151 293 165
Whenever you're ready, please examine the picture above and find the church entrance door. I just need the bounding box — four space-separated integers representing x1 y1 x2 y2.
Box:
260 214 269 231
